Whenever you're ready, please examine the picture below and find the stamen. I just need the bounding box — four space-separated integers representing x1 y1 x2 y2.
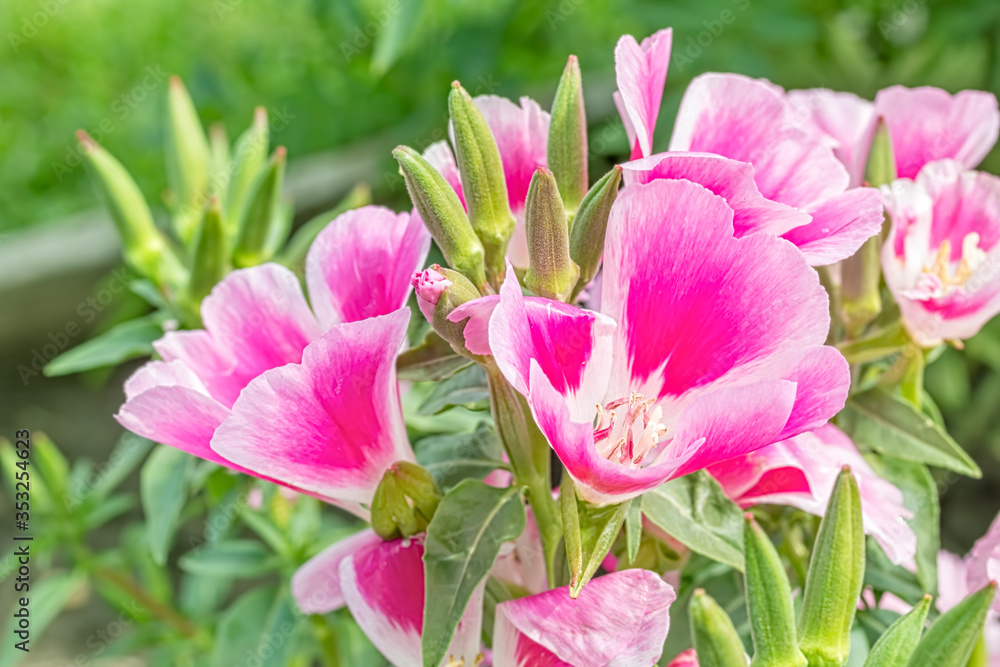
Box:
592 392 668 469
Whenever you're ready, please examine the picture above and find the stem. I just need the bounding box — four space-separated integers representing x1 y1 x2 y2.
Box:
311 614 341 667
93 566 200 638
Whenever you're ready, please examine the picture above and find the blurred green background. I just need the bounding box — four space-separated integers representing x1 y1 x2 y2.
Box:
2 0 1000 661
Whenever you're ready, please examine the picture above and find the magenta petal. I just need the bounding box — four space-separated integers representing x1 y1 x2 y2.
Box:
493 569 675 667
614 28 673 158
292 529 382 614
786 88 876 187
621 151 811 237
210 308 414 508
782 187 884 266
875 86 1000 179
776 345 850 440
448 294 501 356
306 206 430 329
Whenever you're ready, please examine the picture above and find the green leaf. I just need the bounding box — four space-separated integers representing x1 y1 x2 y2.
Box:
397 331 473 382
212 585 303 667
422 480 526 667
415 422 506 489
625 500 642 566
44 315 164 377
907 583 996 667
864 595 931 667
141 445 194 565
79 434 153 505
0 571 85 666
179 540 281 578
30 433 70 505
839 389 981 478
642 471 745 571
418 364 490 415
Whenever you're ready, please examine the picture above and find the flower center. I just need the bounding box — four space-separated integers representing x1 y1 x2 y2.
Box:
910 233 987 299
593 391 667 468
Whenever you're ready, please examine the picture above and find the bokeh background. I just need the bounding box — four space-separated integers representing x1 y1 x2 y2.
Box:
2 0 1000 663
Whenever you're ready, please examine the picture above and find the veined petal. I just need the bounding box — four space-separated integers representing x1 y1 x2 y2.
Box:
448 294 500 356
493 569 675 667
781 186 884 266
614 28 673 159
786 88 876 187
875 86 1000 179
210 308 414 508
292 529 382 614
306 206 431 329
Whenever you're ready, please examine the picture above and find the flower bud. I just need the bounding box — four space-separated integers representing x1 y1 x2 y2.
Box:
232 146 286 268
449 81 516 286
77 131 186 290
394 146 488 291
569 165 622 298
689 589 748 667
866 118 897 188
370 461 443 540
413 266 454 322
524 167 580 302
166 77 211 246
864 594 930 666
208 122 230 199
798 467 865 666
412 265 482 359
548 55 589 215
909 582 996 667
390 461 442 522
185 196 229 314
226 107 270 231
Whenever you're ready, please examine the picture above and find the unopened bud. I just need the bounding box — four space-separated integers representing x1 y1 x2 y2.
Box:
689 589 748 667
390 461 442 522
909 582 996 666
166 77 211 245
524 167 579 302
185 197 229 316
370 461 442 540
865 118 897 188
413 266 454 322
233 146 286 268
548 55 588 215
226 107 270 232
569 165 621 298
412 265 482 359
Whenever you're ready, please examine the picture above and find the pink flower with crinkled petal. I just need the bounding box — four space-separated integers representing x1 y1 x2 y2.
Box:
116 206 430 517
881 160 1000 346
292 531 484 667
450 179 849 505
492 569 676 667
424 95 550 269
708 424 916 565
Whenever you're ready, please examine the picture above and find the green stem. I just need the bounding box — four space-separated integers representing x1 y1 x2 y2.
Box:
92 566 202 640
311 614 341 667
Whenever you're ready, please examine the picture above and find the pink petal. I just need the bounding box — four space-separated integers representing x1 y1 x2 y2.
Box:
614 28 673 159
210 308 414 509
775 345 850 440
448 294 501 356
968 513 1000 613
786 89 876 187
621 151 811 238
781 187 884 266
667 649 700 667
341 536 484 667
493 569 675 667
937 550 970 612
424 141 466 209
292 529 382 614
154 329 241 407
306 206 430 329
875 86 1000 179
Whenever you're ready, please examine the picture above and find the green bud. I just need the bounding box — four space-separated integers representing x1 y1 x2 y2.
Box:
744 513 806 667
77 131 186 289
390 461 443 522
548 55 588 215
208 122 231 200
906 583 997 667
393 145 488 290
690 589 749 667
371 466 421 540
226 107 270 232
560 474 629 598
798 467 866 667
569 165 621 299
449 81 516 286
863 594 930 667
524 167 579 301
233 147 286 268
865 119 897 188
166 77 211 245
186 196 229 309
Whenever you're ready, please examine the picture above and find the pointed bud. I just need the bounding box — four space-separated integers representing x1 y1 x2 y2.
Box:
864 594 931 666
77 131 186 289
226 107 270 231
412 265 481 359
907 583 996 667
233 147 286 268
798 467 865 666
394 145 487 290
390 461 443 523
548 55 588 215
744 513 807 667
561 474 630 598
690 589 749 667
865 118 897 188
166 77 211 245
186 196 229 309
569 165 621 297
524 167 579 301
449 81 516 286
208 122 230 199
370 468 420 540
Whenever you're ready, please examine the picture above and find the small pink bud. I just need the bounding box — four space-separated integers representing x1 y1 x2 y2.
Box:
411 266 453 322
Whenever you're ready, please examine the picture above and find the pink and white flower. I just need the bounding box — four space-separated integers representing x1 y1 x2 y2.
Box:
424 95 550 268
115 206 430 515
708 424 916 564
492 569 676 666
450 179 849 505
613 28 673 160
881 160 1000 346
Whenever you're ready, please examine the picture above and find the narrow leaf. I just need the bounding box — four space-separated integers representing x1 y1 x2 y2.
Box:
906 583 996 667
44 315 165 377
141 445 193 564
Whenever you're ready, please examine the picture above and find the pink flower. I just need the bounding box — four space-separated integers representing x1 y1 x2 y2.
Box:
412 266 453 322
451 179 849 505
787 86 999 183
115 206 430 516
667 73 884 266
613 28 673 160
492 569 676 666
881 160 1000 346
424 95 550 268
708 424 916 564
292 531 484 667
968 512 1000 614
666 649 699 667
